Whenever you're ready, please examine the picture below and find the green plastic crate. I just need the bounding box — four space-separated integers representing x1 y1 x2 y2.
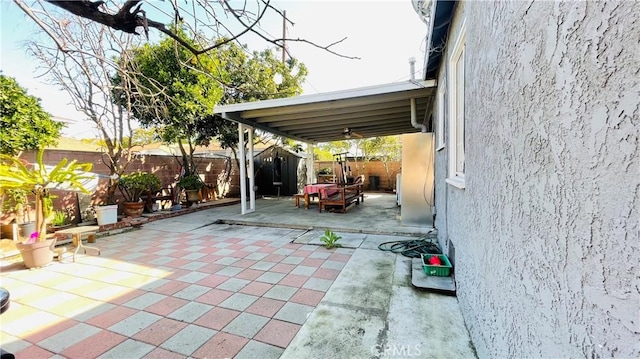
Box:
421 254 452 277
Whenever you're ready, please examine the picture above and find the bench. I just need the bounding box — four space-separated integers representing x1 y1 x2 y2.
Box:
141 187 175 212
55 225 101 262
319 183 364 213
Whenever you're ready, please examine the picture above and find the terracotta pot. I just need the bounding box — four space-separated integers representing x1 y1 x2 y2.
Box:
123 202 144 218
185 190 200 203
16 238 56 269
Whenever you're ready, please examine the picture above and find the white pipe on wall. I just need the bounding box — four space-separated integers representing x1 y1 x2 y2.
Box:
410 98 427 132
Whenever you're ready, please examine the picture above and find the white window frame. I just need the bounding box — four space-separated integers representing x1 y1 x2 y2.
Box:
446 21 466 189
436 83 445 151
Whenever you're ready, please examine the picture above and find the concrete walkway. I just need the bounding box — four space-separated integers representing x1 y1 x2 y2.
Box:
0 193 476 358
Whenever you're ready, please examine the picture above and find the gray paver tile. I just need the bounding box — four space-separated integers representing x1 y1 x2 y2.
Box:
250 261 276 271
167 301 213 322
321 259 346 270
37 323 101 353
109 311 162 336
216 266 244 277
174 284 211 300
289 265 317 276
218 293 259 311
235 340 284 359
256 271 286 284
184 245 206 252
179 261 208 271
308 251 331 259
223 313 270 338
161 324 217 356
214 249 236 257
263 285 298 301
124 292 167 310
242 245 261 252
138 278 171 291
181 252 207 260
215 257 239 265
280 256 305 265
272 248 295 256
302 277 334 292
217 277 251 292
245 252 269 260
274 302 315 325
148 256 175 265
175 271 209 283
72 302 117 322
101 339 155 359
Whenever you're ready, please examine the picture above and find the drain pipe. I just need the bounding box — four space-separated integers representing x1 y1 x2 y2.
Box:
409 57 427 132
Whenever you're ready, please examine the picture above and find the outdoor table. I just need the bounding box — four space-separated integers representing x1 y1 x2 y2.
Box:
302 184 339 209
55 225 101 262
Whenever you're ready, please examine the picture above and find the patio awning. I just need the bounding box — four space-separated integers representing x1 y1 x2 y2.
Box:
213 80 437 143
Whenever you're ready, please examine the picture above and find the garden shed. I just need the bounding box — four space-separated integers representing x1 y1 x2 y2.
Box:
253 145 302 196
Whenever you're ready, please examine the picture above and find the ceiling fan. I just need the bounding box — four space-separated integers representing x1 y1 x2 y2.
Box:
342 127 362 139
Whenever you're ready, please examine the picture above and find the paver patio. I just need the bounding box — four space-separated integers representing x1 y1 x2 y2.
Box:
0 225 354 358
0 194 475 358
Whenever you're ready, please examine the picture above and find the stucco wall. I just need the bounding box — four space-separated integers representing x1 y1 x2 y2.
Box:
435 1 639 357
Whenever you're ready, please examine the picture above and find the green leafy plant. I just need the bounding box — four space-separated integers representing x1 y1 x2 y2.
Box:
118 172 162 202
318 167 332 175
320 229 342 249
0 149 93 241
178 174 204 191
49 210 68 226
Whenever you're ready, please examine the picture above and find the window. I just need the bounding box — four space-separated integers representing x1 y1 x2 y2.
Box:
446 21 466 189
436 83 445 151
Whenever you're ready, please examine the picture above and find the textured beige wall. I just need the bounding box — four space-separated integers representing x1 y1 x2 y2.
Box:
434 1 639 357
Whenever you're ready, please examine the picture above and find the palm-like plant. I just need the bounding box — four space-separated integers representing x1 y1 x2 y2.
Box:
0 149 93 241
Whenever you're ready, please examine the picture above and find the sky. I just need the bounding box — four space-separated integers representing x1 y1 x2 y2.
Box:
0 0 428 139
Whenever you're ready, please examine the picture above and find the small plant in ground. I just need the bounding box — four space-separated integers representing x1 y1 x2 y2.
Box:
50 210 68 226
320 229 342 249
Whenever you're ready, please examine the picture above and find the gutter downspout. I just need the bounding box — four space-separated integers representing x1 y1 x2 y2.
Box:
409 57 428 133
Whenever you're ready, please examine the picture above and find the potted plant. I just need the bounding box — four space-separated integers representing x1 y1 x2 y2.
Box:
178 174 204 204
47 209 72 232
0 149 92 268
2 189 36 239
118 172 161 217
93 203 118 226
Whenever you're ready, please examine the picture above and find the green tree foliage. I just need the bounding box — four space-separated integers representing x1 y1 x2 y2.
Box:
314 140 352 161
218 43 307 105
121 32 224 176
123 34 307 178
215 42 307 169
0 75 63 155
357 136 401 187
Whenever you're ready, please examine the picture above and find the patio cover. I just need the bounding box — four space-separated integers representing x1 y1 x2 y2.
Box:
213 80 436 143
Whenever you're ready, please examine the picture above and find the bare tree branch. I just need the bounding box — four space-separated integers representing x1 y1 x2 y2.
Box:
15 0 359 59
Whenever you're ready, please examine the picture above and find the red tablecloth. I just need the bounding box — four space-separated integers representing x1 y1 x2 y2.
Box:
304 184 338 198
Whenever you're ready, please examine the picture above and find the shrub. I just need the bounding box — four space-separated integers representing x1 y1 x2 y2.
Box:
119 172 161 202
178 174 204 191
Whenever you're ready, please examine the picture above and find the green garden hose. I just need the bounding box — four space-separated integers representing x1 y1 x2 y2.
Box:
378 238 441 258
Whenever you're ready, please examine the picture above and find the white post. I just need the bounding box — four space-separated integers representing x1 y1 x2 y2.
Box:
306 143 315 184
238 123 247 214
248 127 255 212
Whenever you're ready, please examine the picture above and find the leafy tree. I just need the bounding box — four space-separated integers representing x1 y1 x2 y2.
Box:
123 34 307 183
314 141 351 161
0 75 63 155
363 136 402 188
121 32 225 177
215 42 307 168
